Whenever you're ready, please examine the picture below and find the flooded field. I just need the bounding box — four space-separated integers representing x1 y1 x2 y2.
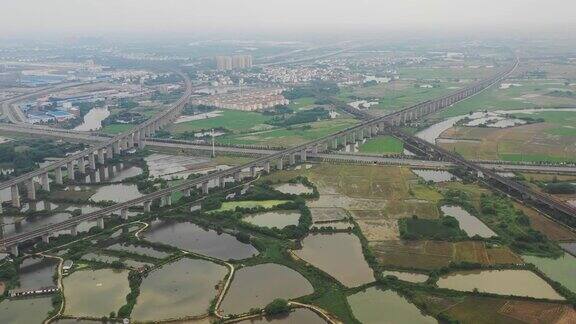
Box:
219 263 314 315
0 297 53 323
440 206 496 238
105 243 170 259
242 210 300 228
107 166 143 182
63 269 131 317
309 207 349 222
523 254 576 293
18 257 58 290
238 308 327 324
412 169 457 183
132 258 227 321
348 287 437 324
273 183 313 195
89 183 142 203
382 270 428 283
145 154 212 178
437 269 564 300
143 219 258 260
74 107 110 131
294 233 374 287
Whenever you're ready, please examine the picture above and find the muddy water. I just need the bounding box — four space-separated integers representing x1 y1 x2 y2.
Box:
143 220 258 260
412 169 457 183
243 210 301 228
2 212 73 237
132 258 227 322
440 206 496 238
523 254 576 293
0 297 53 323
89 183 142 203
239 308 327 324
220 263 314 315
437 269 564 300
105 243 170 259
74 107 110 131
294 233 374 287
63 269 131 317
18 257 58 289
382 270 428 283
348 287 437 324
273 183 313 195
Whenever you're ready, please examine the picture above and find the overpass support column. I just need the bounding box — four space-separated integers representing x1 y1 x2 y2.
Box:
106 146 113 160
67 161 75 181
277 158 283 170
234 172 241 182
11 185 20 208
70 225 78 236
78 158 86 174
89 153 96 169
98 149 105 164
128 134 135 148
41 173 50 192
219 177 225 188
264 161 270 173
183 188 191 197
26 179 36 200
113 142 121 155
120 208 128 221
311 145 318 155
250 166 257 178
55 167 63 184
202 182 209 194
332 139 338 149
41 233 50 244
366 127 372 138
143 201 151 212
97 217 105 229
139 130 146 148
165 195 172 206
301 149 307 162
10 245 19 257
289 154 296 165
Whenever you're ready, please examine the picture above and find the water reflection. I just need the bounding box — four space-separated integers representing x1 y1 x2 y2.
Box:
89 183 142 203
0 297 53 323
242 210 300 229
440 206 496 238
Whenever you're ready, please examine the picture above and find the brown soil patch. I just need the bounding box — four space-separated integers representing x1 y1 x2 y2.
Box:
513 202 576 241
498 299 576 324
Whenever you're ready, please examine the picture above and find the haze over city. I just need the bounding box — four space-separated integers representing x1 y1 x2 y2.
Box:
0 1 576 324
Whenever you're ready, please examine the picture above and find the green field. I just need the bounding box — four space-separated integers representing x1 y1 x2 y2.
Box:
397 67 498 80
288 97 316 110
101 124 134 135
213 200 290 212
358 136 403 154
170 110 272 134
512 111 576 137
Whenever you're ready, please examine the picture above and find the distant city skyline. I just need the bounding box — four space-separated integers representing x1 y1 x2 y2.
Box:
1 0 576 39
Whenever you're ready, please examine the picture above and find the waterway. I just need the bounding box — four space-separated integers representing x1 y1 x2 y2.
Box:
73 107 110 132
348 287 437 324
219 263 314 316
242 210 301 229
436 269 563 300
440 205 496 238
63 269 131 317
132 258 227 322
294 233 374 287
522 253 576 293
143 219 258 260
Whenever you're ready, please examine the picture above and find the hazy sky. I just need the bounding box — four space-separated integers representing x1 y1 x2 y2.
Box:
1 0 575 38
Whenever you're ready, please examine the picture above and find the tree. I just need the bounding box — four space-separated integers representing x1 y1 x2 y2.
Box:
264 299 290 316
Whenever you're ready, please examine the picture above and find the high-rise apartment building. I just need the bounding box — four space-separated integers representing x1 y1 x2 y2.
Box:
215 55 253 71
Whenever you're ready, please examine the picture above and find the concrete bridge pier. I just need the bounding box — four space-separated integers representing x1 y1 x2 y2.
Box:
289 154 296 165
202 181 209 194
219 177 225 188
89 153 96 169
165 195 172 206
26 179 36 200
250 166 257 178
332 138 338 150
11 184 20 208
78 158 86 174
300 149 307 162
234 172 241 182
41 233 50 244
67 161 75 181
139 131 146 148
264 161 270 173
55 167 63 184
365 128 372 138
277 158 283 170
97 217 105 229
311 145 318 155
41 173 50 191
98 149 105 164
128 134 135 148
70 225 78 236
113 142 121 155
120 208 128 221
143 201 151 212
106 146 114 160
183 188 191 197
10 245 18 256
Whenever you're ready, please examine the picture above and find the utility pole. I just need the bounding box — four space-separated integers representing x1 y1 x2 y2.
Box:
211 128 215 158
